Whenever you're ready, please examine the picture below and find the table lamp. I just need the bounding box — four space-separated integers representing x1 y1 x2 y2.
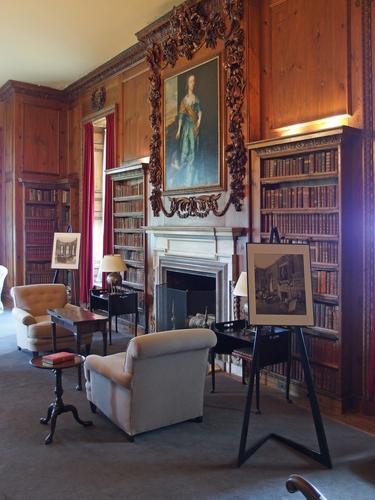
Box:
100 254 127 292
233 271 248 321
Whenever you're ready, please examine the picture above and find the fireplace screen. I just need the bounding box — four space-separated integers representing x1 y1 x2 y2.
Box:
156 272 216 331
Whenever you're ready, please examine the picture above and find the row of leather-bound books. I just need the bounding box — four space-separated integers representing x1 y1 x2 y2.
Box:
260 150 337 178
261 184 337 209
261 213 339 236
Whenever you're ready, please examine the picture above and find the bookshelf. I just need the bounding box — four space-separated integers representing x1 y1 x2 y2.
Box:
108 161 148 332
22 179 78 286
249 127 363 411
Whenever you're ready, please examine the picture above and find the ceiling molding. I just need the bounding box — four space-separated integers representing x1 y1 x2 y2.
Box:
64 42 146 100
0 79 65 102
136 0 203 44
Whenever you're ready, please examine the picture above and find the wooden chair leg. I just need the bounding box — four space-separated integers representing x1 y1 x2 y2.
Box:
210 349 216 393
89 402 97 413
255 369 261 413
241 359 246 385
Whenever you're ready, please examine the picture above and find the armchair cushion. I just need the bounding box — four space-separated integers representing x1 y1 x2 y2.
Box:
85 353 131 388
27 317 74 340
12 307 36 326
125 328 217 373
12 283 67 316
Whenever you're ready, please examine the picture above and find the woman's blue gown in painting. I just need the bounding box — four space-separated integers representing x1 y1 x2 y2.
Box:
178 97 201 186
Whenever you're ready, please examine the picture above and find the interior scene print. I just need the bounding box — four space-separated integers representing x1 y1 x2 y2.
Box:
254 253 307 315
51 233 81 270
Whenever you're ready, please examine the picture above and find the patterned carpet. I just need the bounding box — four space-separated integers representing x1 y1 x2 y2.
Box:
0 310 375 499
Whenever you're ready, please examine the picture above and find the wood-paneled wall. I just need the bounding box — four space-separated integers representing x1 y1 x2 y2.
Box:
0 88 70 285
122 63 151 163
254 0 363 137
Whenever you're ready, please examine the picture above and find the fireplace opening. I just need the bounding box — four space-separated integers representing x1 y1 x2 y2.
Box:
156 270 216 331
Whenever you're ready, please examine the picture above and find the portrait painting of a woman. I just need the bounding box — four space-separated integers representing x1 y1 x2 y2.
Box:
164 57 220 192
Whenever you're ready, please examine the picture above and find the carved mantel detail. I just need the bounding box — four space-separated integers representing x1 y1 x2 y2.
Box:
145 0 247 218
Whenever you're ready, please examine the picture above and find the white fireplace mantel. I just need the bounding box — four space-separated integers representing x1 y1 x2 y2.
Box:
145 226 246 260
146 226 247 323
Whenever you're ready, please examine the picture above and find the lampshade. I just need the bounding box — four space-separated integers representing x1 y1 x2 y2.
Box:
233 271 248 297
100 254 127 273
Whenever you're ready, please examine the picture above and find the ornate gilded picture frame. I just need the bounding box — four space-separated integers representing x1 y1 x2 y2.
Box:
146 0 246 218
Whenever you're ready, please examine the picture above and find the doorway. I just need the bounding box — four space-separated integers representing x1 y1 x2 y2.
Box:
92 117 106 285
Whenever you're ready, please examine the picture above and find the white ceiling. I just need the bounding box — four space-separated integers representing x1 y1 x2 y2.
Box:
0 0 184 90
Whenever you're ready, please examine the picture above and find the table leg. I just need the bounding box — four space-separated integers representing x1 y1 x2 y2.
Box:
108 314 112 345
51 321 57 353
102 323 108 357
76 330 82 391
210 349 216 393
43 368 93 445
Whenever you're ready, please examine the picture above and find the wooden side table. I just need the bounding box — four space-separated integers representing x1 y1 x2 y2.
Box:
30 355 93 444
47 307 108 390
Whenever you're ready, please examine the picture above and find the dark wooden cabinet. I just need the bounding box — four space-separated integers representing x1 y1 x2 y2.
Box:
90 288 138 342
249 127 363 411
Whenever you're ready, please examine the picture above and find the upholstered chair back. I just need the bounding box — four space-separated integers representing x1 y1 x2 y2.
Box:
12 284 67 317
124 328 216 433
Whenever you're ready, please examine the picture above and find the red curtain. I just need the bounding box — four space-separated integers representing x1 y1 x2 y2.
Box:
102 113 115 288
79 122 95 304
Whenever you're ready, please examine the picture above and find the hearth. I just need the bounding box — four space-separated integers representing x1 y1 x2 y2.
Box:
156 270 216 331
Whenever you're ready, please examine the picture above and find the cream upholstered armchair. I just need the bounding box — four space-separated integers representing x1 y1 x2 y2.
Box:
84 328 217 440
12 283 93 356
0 265 8 311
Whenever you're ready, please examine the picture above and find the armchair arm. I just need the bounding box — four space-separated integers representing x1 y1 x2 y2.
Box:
85 354 132 389
12 307 37 326
63 303 81 313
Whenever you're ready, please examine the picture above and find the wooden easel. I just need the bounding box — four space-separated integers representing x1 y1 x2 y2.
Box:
237 227 332 468
52 225 78 305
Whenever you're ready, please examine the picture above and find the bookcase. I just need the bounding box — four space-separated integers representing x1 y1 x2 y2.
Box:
108 161 148 332
22 179 78 286
248 127 363 411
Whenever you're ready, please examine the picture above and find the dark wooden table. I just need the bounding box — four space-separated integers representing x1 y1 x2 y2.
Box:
211 320 292 412
47 307 108 390
89 288 138 343
30 354 93 444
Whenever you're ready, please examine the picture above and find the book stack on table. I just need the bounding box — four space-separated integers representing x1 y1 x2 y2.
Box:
42 352 76 366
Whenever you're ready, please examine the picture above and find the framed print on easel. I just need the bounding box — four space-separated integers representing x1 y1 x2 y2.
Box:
247 243 314 326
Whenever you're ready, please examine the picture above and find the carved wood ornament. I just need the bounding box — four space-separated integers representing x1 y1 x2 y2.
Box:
146 0 246 218
91 87 106 111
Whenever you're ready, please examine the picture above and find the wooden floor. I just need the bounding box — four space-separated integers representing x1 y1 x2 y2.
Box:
298 398 375 436
256 372 375 436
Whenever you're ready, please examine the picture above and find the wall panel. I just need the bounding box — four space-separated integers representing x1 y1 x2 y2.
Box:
262 0 350 134
23 103 61 175
122 65 151 163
